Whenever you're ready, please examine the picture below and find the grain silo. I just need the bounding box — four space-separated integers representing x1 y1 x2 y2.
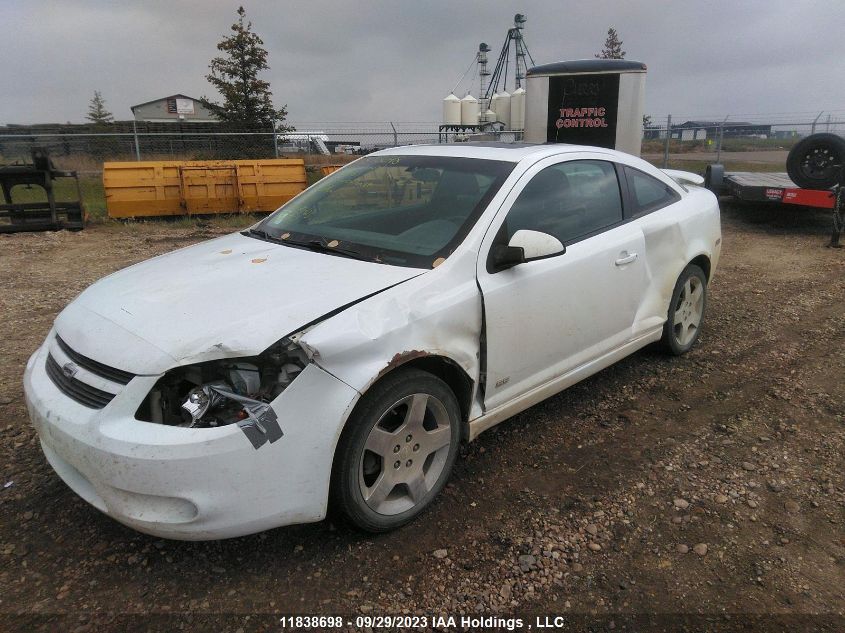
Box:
442 93 462 125
460 94 479 125
495 90 511 126
510 87 525 130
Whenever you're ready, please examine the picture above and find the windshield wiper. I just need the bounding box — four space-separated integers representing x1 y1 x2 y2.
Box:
242 227 284 244
243 229 375 262
295 239 373 261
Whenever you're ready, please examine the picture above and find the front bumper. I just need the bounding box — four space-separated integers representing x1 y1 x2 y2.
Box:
23 338 359 540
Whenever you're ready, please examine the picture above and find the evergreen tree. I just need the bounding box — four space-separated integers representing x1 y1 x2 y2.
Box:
596 27 626 59
202 6 291 129
86 91 114 124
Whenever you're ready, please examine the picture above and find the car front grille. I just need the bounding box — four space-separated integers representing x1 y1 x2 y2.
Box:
45 353 116 409
55 335 135 385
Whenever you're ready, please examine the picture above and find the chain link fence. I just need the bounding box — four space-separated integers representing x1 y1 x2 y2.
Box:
0 123 525 220
643 112 845 170
2 115 843 223
2 114 844 175
0 124 524 174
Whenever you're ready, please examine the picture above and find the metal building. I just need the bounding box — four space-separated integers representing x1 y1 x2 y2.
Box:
130 94 218 123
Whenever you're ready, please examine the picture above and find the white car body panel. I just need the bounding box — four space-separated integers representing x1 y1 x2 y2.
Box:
662 169 706 186
300 245 483 403
476 151 651 409
25 339 358 539
480 221 650 410
58 232 423 373
23 143 721 539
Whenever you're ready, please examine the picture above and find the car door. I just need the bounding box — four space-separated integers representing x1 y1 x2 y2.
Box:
477 156 648 412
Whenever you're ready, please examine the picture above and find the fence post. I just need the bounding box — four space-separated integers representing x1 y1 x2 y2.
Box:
272 120 279 158
662 114 671 168
715 115 728 164
390 122 398 147
132 119 141 161
811 111 823 134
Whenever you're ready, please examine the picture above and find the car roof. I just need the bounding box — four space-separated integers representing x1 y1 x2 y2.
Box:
373 142 624 163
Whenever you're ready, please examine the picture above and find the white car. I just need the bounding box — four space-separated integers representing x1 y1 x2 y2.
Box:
24 143 721 539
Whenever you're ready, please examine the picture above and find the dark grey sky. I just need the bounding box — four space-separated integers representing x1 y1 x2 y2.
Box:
3 0 844 126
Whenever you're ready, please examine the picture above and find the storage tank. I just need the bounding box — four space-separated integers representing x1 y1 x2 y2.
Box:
442 93 461 126
495 90 511 126
489 93 500 121
483 109 497 124
523 59 647 156
460 94 479 125
510 87 526 130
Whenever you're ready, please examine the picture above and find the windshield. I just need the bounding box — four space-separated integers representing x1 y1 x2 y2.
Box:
256 154 514 268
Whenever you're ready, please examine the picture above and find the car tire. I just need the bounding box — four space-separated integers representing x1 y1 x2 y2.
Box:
786 133 845 190
331 368 461 532
661 264 707 356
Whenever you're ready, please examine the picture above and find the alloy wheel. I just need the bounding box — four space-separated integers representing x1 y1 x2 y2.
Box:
673 276 704 347
358 393 452 515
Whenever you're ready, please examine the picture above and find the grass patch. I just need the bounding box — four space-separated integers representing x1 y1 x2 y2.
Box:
644 159 784 175
4 175 106 219
642 136 797 155
4 174 267 232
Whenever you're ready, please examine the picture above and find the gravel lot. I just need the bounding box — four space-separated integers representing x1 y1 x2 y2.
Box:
0 203 843 631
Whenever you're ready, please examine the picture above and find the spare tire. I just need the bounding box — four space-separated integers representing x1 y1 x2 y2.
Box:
704 163 725 194
786 133 845 189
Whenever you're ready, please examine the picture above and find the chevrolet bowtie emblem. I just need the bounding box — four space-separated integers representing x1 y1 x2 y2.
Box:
61 362 78 379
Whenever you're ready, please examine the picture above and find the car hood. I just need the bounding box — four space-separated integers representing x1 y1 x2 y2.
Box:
55 232 424 374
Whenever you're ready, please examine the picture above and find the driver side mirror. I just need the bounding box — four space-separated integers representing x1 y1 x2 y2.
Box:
509 230 565 259
490 230 565 272
491 244 525 271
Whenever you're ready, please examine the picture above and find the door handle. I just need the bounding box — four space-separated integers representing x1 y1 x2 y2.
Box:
614 252 638 266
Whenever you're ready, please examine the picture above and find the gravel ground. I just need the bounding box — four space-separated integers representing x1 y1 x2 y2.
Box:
0 203 843 632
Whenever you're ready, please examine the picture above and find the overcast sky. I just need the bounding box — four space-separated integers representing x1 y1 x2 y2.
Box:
3 0 845 126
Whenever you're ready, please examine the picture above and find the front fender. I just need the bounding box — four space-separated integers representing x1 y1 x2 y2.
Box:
299 250 482 399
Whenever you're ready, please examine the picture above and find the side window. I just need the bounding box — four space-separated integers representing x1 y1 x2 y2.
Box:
505 160 623 245
624 166 681 216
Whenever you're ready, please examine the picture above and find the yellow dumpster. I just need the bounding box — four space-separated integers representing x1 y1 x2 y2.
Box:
320 164 344 176
103 159 307 218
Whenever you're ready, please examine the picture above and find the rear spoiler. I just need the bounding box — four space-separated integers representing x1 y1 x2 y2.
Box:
661 169 705 187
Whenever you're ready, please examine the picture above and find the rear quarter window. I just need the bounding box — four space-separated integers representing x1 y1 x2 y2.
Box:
623 166 682 217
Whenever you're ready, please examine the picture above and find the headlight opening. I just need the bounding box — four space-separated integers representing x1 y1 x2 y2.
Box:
136 336 308 448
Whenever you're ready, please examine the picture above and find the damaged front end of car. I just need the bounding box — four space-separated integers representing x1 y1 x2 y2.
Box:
135 336 309 449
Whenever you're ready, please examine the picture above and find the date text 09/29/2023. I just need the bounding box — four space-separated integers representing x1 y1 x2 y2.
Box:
278 615 583 630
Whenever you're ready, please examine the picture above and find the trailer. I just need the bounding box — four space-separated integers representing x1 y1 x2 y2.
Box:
704 132 845 247
712 171 834 209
